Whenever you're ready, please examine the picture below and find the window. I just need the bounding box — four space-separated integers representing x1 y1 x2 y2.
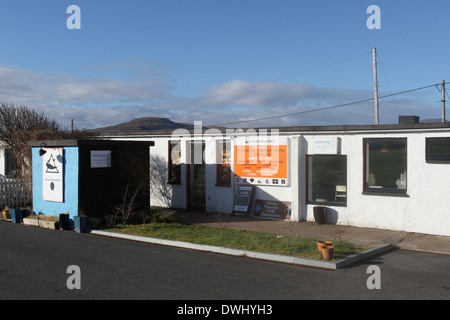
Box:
216 140 231 186
307 155 347 206
364 138 407 194
168 141 181 184
426 137 450 162
5 149 17 178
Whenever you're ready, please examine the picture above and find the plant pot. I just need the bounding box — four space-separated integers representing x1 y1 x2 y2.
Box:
313 206 326 225
2 210 11 220
73 216 89 233
23 218 39 227
59 213 70 230
38 220 59 230
322 245 334 261
10 209 22 224
317 240 333 253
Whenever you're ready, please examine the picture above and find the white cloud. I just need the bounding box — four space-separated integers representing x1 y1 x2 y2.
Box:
0 63 442 130
203 80 319 107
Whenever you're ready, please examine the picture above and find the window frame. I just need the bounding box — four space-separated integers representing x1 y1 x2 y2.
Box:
168 140 182 185
363 137 408 196
215 139 232 187
4 148 17 178
426 137 450 162
306 154 348 207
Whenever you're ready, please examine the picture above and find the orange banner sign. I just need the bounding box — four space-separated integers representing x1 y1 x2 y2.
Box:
234 144 288 185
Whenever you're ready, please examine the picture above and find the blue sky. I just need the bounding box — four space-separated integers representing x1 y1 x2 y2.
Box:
0 0 449 129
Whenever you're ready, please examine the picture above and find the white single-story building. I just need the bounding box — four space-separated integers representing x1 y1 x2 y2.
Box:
102 116 450 237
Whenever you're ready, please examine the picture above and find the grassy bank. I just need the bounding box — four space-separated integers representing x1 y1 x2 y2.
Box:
101 223 369 260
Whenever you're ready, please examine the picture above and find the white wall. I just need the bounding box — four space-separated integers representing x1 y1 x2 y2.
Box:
0 148 5 177
204 136 234 213
148 137 187 209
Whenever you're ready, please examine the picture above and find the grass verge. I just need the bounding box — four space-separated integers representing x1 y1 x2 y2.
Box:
101 223 369 261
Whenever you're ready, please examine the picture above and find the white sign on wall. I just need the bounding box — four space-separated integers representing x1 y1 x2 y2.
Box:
42 148 64 202
90 150 112 168
313 137 339 154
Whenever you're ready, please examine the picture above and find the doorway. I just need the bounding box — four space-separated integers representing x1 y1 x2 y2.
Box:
188 141 205 209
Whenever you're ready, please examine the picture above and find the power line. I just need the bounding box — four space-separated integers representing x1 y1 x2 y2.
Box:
273 51 372 82
159 51 374 115
377 52 400 116
211 82 442 127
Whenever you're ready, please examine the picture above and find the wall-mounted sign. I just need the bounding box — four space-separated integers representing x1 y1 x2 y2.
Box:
233 185 255 214
90 150 112 168
42 148 64 202
234 137 288 186
253 199 291 220
313 137 339 154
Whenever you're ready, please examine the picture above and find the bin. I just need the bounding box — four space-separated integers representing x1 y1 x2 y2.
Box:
73 216 89 233
11 209 22 223
313 206 327 225
59 213 70 230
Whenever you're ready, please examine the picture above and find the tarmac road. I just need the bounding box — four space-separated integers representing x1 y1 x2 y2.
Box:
0 221 449 301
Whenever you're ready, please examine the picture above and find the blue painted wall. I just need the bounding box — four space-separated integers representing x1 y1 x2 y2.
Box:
32 146 79 219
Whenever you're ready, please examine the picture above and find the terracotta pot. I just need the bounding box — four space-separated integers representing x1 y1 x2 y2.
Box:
322 245 334 261
317 240 333 252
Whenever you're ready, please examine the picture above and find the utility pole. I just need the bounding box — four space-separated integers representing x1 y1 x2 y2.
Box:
442 80 446 123
373 48 379 125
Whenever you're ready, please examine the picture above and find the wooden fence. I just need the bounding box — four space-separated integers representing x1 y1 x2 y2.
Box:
0 180 32 209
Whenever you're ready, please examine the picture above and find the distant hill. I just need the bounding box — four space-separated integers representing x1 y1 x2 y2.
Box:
92 117 224 133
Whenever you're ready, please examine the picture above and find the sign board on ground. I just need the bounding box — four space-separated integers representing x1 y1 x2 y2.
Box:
253 199 291 220
233 185 255 215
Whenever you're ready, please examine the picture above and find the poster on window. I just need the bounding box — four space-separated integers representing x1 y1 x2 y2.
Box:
42 148 64 202
234 137 288 186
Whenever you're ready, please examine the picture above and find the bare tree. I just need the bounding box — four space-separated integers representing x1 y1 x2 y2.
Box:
11 129 62 183
113 183 144 227
0 103 61 147
216 212 230 241
327 226 346 243
0 103 95 181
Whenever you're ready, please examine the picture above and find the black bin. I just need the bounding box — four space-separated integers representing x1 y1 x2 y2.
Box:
313 206 327 225
59 213 70 230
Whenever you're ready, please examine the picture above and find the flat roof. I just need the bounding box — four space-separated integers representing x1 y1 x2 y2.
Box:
91 121 450 138
27 139 154 148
